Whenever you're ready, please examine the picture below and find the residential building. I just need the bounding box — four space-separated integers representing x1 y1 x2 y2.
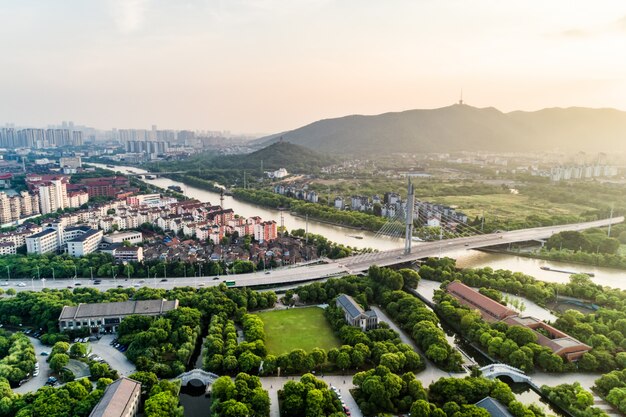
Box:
0 174 12 189
58 299 179 333
68 191 89 208
111 246 144 263
66 229 103 257
103 231 143 245
0 242 16 255
38 179 68 214
59 156 82 169
0 191 40 224
26 229 59 254
88 377 141 417
254 221 277 242
79 176 130 198
336 294 378 331
334 197 344 210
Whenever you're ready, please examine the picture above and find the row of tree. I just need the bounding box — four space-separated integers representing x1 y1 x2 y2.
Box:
542 382 607 417
0 332 36 387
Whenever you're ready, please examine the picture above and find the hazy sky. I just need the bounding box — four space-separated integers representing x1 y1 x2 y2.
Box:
2 0 626 134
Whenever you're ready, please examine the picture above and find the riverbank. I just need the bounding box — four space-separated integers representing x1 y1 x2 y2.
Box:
478 247 626 271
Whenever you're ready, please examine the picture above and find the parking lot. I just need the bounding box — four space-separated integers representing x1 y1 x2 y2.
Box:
13 336 51 394
89 334 136 377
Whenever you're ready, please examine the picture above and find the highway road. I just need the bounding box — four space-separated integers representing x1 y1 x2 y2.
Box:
4 217 622 293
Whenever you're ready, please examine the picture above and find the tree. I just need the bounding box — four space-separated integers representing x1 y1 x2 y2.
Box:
49 353 69 372
69 343 87 358
144 391 183 417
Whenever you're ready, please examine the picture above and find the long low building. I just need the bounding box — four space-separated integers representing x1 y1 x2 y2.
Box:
89 377 141 417
446 281 590 362
59 299 179 333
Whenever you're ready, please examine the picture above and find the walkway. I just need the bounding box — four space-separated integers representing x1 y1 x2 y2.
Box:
14 336 51 394
369 306 462 385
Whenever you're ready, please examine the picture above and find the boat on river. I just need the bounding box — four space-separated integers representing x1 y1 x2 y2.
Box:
540 266 595 277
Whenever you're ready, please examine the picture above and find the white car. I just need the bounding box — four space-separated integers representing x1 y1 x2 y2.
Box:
33 370 39 376
17 282 26 287
1 282 7 286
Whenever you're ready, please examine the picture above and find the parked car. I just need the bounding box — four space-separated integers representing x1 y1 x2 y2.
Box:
40 351 49 356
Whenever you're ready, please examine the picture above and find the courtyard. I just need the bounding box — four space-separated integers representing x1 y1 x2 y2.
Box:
254 307 341 355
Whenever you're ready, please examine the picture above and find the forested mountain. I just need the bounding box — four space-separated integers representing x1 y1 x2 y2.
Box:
254 104 626 155
215 140 337 172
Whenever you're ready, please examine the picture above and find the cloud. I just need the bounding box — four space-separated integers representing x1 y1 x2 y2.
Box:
560 28 589 38
614 15 626 32
110 0 149 33
558 14 626 38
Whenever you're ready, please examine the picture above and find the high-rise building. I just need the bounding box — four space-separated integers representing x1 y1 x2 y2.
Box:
38 179 68 214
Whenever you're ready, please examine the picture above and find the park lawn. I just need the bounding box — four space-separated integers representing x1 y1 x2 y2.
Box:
254 307 341 355
432 193 595 223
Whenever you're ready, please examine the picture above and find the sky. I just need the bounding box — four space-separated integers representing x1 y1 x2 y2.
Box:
1 0 626 134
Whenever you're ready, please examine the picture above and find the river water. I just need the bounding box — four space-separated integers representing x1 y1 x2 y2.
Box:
89 163 403 251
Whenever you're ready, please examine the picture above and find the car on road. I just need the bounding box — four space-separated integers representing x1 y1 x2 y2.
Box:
133 283 141 287
212 277 219 280
197 283 205 287
117 285 124 288
160 278 167 282
74 282 81 286
67 285 73 289
17 282 26 287
40 351 49 356
1 282 7 286
265 271 271 274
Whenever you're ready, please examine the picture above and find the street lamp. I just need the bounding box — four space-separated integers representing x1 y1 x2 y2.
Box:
74 265 77 280
89 267 93 281
163 264 167 280
52 268 55 282
5 266 9 282
36 266 40 281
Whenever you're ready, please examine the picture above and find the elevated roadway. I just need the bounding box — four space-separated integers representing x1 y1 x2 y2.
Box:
6 217 622 293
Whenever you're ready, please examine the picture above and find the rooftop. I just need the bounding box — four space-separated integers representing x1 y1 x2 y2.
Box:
336 294 365 319
27 229 57 239
89 377 141 417
447 281 517 322
59 299 179 320
475 397 514 417
67 229 102 243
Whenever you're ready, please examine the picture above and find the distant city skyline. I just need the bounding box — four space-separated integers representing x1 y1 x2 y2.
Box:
1 1 626 134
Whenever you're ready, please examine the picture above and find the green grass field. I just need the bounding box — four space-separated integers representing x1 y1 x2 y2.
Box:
433 193 595 223
254 307 341 355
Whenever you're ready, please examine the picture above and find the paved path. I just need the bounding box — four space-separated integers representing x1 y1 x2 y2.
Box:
370 306 464 385
260 375 362 417
89 334 136 377
14 336 51 394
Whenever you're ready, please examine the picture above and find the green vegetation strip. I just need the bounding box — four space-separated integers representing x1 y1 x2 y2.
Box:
255 307 341 355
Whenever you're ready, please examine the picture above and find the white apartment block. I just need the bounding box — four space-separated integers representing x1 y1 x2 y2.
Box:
38 180 68 214
0 242 16 255
103 231 142 245
67 229 103 257
26 229 59 254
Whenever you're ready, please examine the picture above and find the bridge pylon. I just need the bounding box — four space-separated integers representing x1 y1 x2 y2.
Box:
404 179 415 255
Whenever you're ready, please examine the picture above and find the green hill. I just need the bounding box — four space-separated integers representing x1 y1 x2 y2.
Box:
215 140 337 172
254 104 626 155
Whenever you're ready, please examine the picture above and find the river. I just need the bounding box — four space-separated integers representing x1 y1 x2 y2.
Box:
450 249 626 290
88 163 403 251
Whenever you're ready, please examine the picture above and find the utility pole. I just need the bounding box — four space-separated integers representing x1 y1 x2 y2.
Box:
404 179 415 255
305 214 309 245
243 171 246 189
